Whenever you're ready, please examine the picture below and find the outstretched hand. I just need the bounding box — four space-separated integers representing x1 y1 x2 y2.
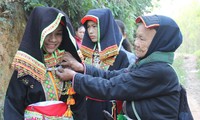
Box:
61 52 84 72
56 67 76 81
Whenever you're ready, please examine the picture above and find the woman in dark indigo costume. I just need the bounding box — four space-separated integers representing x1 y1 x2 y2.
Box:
4 6 87 120
56 15 185 120
79 8 130 120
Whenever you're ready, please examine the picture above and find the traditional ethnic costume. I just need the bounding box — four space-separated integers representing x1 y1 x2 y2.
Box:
4 6 87 120
80 8 130 120
71 15 184 120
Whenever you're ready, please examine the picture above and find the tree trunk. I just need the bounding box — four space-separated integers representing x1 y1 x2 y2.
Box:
0 2 26 119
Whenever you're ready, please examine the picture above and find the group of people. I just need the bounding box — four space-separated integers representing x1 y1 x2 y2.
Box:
4 5 193 120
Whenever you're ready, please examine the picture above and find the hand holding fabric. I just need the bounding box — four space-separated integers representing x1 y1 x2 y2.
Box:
61 52 84 72
56 67 76 81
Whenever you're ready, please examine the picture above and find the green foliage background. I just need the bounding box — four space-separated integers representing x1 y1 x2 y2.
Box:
174 0 200 76
175 0 200 54
23 0 155 44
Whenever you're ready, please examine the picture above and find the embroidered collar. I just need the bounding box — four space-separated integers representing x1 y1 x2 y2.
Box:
80 9 123 65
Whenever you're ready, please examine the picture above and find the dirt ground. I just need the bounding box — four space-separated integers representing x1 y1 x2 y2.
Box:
183 54 200 120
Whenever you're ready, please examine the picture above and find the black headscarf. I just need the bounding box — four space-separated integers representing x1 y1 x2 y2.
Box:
80 8 123 65
12 6 81 81
136 15 182 59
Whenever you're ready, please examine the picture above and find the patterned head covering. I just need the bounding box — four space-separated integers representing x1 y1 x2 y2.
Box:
12 6 81 81
136 15 182 59
80 8 123 65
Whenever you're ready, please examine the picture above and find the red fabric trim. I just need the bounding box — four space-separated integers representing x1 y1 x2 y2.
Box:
72 73 76 89
60 20 65 26
75 36 82 48
81 16 97 24
135 16 160 29
86 96 107 102
116 100 123 114
135 16 142 23
26 102 67 116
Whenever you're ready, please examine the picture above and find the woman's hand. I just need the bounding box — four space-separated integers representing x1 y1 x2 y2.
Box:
61 52 84 72
56 67 76 81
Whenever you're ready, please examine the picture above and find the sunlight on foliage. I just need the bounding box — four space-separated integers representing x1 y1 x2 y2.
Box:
175 0 200 54
23 0 155 45
173 54 187 85
194 50 200 79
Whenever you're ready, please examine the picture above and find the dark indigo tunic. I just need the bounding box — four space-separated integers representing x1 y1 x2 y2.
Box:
4 72 86 120
4 6 87 120
80 8 131 120
86 50 130 120
71 14 183 120
73 52 181 120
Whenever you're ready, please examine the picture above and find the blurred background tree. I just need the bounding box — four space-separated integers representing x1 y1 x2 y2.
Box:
23 0 155 44
175 0 200 54
151 0 200 73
